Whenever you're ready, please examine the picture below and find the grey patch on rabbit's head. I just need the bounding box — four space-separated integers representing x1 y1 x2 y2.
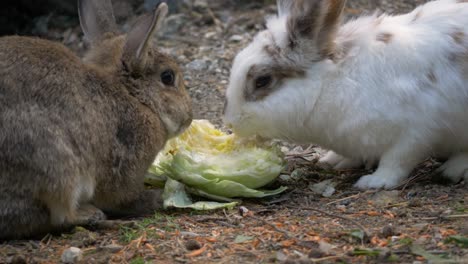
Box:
376 32 393 44
240 0 348 102
448 28 468 76
456 51 468 77
451 30 465 45
264 44 282 58
244 64 305 101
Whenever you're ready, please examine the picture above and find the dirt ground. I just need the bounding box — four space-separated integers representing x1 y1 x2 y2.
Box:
0 1 467 263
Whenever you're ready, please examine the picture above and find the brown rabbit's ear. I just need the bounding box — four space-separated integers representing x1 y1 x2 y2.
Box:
284 0 346 57
122 2 169 73
78 0 118 43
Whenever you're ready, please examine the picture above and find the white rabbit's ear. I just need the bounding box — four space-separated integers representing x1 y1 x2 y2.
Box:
285 0 346 58
78 0 118 43
122 2 168 73
277 0 294 18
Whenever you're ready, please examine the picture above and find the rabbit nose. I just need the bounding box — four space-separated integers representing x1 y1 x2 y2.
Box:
182 111 193 128
184 116 192 128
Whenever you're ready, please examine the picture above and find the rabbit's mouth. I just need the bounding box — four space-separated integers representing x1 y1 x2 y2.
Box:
160 114 192 139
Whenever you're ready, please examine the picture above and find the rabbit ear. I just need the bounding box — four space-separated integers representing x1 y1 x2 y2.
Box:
78 0 118 43
286 0 346 57
277 0 294 17
122 2 168 73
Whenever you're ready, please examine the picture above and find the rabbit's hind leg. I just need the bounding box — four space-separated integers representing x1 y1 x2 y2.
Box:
0 195 106 240
0 192 53 240
437 153 468 183
73 204 106 226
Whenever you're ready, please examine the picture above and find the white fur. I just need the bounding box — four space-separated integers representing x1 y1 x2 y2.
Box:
225 0 468 189
160 113 181 138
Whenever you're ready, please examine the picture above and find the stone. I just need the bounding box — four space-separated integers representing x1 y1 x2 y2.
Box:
61 247 83 264
309 179 336 197
186 59 210 71
229 34 243 42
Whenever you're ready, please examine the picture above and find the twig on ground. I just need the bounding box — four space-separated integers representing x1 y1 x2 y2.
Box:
218 221 238 228
311 255 346 263
384 202 410 208
284 205 371 242
419 214 468 221
393 174 427 191
326 193 361 206
39 233 52 248
286 145 316 159
249 215 292 239
206 7 224 29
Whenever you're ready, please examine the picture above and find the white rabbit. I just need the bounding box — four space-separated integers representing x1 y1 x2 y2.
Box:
224 0 468 189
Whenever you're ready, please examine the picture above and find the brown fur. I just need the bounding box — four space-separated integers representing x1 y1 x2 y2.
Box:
284 0 347 59
317 0 347 57
376 32 393 44
451 30 465 45
331 40 355 63
0 1 192 240
286 0 323 47
450 29 468 76
458 52 468 77
457 0 468 3
264 44 282 58
244 64 305 101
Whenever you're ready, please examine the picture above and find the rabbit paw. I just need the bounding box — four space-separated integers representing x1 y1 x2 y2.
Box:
438 153 468 183
354 171 400 190
318 151 361 170
74 204 106 225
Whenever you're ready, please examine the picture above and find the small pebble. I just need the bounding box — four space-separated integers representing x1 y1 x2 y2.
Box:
339 199 351 206
406 190 418 199
186 59 210 71
61 247 83 264
229 34 243 42
276 251 287 262
185 239 202 251
336 204 346 211
308 249 325 259
380 225 396 238
239 206 249 217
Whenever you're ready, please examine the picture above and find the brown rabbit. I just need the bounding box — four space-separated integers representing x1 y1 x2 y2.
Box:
0 0 192 240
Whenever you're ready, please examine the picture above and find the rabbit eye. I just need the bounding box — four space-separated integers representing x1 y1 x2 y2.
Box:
161 70 175 86
255 75 272 90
